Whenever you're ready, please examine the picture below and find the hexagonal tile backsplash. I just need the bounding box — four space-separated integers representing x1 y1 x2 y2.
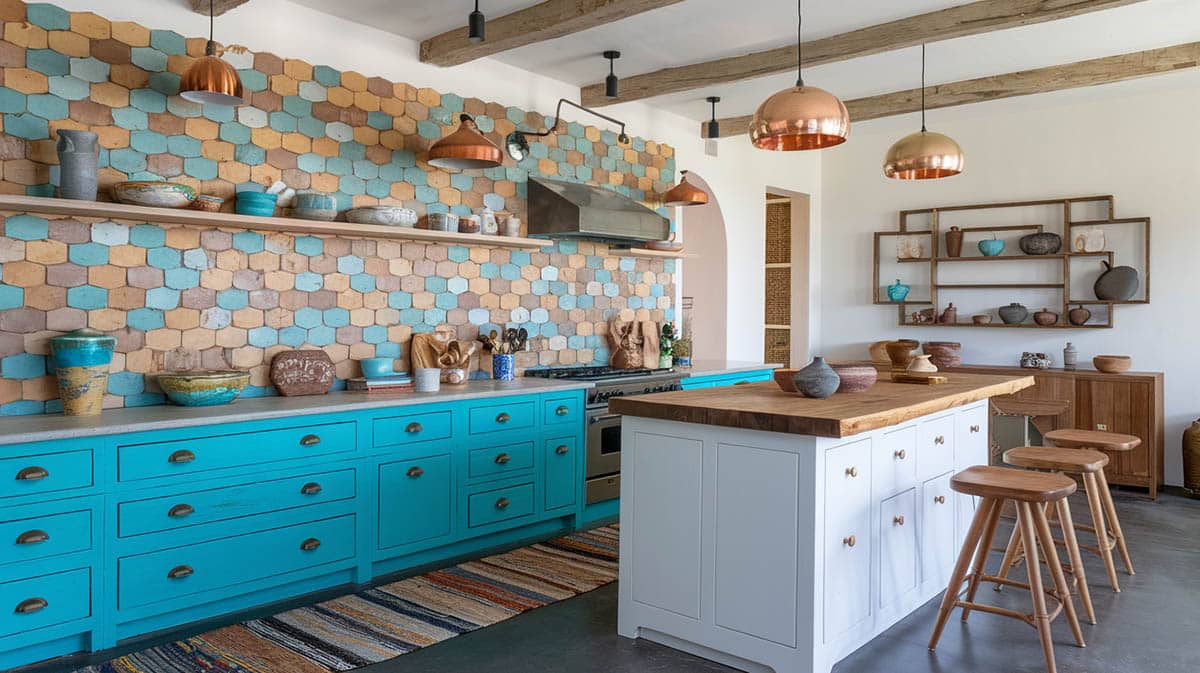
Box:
0 1 677 415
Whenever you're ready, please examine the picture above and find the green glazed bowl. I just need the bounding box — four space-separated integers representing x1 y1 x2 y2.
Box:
157 370 251 406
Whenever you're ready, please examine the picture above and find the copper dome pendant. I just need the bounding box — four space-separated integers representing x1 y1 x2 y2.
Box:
663 170 708 207
428 114 503 170
883 45 963 180
179 0 244 106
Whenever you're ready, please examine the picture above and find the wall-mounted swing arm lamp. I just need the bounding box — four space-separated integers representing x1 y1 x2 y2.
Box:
505 98 630 162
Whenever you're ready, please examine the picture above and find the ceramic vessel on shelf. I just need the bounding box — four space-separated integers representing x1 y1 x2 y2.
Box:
906 354 938 374
501 215 521 237
414 368 441 392
459 214 482 234
49 328 115 416
1019 232 1062 255
1094 260 1139 301
157 370 250 406
234 190 278 217
477 207 498 235
647 232 684 252
793 357 840 399
896 236 925 260
998 302 1028 325
1020 352 1053 370
358 357 395 379
1033 308 1059 326
923 341 962 369
56 129 99 201
773 368 800 393
492 353 515 381
938 303 957 324
886 279 910 302
427 212 459 232
868 340 891 366
978 237 1005 257
443 367 468 385
885 339 920 371
1073 228 1106 253
830 363 877 393
270 349 335 396
1063 342 1078 370
944 226 964 258
189 195 223 212
112 181 196 208
347 206 418 227
1093 354 1131 373
291 191 338 221
1068 305 1092 326
972 314 993 325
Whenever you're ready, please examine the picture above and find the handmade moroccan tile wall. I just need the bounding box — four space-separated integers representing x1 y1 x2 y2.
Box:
0 1 677 414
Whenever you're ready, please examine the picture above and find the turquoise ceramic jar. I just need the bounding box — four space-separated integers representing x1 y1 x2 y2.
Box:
291 190 338 221
49 328 116 416
887 279 911 302
235 191 279 217
978 238 1006 256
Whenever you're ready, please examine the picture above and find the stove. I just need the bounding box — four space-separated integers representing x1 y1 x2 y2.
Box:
526 365 685 503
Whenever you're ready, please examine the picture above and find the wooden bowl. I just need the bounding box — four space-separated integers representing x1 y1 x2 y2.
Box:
884 339 919 370
773 368 799 393
1093 355 1131 374
830 363 878 393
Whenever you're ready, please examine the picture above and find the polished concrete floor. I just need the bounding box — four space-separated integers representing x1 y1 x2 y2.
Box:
371 492 1197 673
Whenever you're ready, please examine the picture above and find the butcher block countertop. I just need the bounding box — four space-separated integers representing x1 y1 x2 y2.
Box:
609 372 1034 438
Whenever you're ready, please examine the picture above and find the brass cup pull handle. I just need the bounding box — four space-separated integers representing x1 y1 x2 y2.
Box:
494 453 511 465
406 466 424 478
16 529 49 545
934 495 946 504
845 466 858 478
16 466 49 481
299 434 321 446
495 497 510 510
168 450 195 464
405 422 423 434
970 424 981 433
495 412 511 423
300 482 322 495
934 435 945 445
555 405 570 416
15 597 47 614
894 449 906 460
843 535 856 548
167 564 194 580
555 445 569 455
168 503 195 518
893 515 905 526
300 537 321 551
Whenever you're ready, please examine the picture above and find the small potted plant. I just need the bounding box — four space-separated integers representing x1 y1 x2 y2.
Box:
659 323 675 369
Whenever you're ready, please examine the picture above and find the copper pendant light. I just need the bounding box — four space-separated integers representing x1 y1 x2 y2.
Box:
750 0 848 151
179 0 244 106
428 113 503 170
883 45 964 180
663 170 708 207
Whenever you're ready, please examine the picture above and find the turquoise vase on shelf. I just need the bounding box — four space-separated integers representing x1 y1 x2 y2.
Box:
49 328 116 417
887 279 911 302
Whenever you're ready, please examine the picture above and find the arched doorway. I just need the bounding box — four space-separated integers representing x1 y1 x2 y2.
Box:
677 172 727 361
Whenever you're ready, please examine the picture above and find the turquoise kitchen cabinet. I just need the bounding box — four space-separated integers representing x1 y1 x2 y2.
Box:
680 367 775 390
377 454 453 551
543 436 577 513
0 448 94 500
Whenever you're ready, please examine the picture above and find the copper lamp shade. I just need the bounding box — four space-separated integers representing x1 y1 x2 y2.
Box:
428 114 503 170
883 130 964 180
749 84 850 151
663 171 708 207
180 41 244 106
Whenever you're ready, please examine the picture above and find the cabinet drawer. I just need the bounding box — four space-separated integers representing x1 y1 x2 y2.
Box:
879 489 917 610
117 469 356 538
874 426 916 498
0 451 93 500
373 411 453 448
468 441 534 480
823 439 871 641
0 508 92 566
544 436 577 512
467 482 534 528
117 421 356 482
378 455 452 550
954 403 988 470
118 514 355 609
920 472 957 586
543 397 582 426
0 568 90 637
468 401 536 435
917 414 955 480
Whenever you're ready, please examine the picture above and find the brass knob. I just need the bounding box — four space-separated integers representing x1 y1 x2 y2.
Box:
168 503 195 518
893 515 905 526
970 424 981 433
496 412 511 423
843 535 856 547
16 529 49 545
556 405 570 416
894 449 906 460
167 449 195 464
494 453 511 465
300 537 321 551
14 597 47 614
299 434 321 446
15 466 48 481
407 466 424 478
555 445 569 455
934 495 946 504
934 435 945 445
495 497 510 510
405 422 422 433
167 564 194 580
300 482 322 495
845 466 858 478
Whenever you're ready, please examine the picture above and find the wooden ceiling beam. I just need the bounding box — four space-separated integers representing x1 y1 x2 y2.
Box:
583 0 1148 107
420 0 684 67
188 0 248 17
702 42 1200 138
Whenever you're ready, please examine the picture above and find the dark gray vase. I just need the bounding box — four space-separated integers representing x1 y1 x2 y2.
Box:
56 129 99 201
794 356 840 399
1094 260 1139 301
1018 232 1062 255
998 302 1029 325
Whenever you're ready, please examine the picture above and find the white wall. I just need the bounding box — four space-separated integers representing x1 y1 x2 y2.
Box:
818 72 1200 486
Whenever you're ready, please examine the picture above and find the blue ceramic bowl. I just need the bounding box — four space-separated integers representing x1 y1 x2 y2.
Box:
235 191 279 217
978 239 1006 256
157 370 250 406
359 357 396 379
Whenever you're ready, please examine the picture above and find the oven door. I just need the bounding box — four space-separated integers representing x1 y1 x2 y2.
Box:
586 411 622 479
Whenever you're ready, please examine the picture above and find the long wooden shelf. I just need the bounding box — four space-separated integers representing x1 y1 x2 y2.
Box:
935 283 1064 289
898 251 1111 263
899 321 1109 329
0 194 553 249
622 248 697 260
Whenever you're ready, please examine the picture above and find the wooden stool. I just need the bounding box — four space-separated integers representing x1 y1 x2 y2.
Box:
1043 429 1138 585
997 447 1103 623
929 466 1085 673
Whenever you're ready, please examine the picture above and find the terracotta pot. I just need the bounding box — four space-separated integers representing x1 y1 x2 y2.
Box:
1093 354 1131 374
773 368 800 393
793 357 840 399
1068 305 1092 326
923 341 962 369
868 341 891 366
884 339 919 371
944 226 964 258
907 354 938 374
830 363 877 393
1033 308 1059 326
938 303 957 324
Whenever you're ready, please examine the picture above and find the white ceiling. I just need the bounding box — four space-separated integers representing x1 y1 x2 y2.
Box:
290 0 1200 124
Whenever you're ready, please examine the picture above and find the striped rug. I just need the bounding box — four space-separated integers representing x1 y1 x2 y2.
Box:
80 524 619 673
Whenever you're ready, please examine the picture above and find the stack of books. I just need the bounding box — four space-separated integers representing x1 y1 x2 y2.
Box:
346 374 414 393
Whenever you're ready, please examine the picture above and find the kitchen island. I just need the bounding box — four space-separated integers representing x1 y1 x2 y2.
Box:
609 373 1033 673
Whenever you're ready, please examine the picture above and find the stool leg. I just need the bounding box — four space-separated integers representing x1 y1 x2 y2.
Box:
1083 471 1121 592
1033 502 1085 648
961 497 1003 621
929 496 995 651
993 517 1023 591
1095 468 1135 576
1057 497 1096 625
1018 502 1058 673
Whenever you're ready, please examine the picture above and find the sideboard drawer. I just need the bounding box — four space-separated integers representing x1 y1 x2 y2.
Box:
373 410 453 448
917 414 955 481
468 401 536 435
117 469 357 538
954 402 989 470
0 451 93 500
0 568 91 638
468 441 534 480
873 426 916 499
117 514 356 609
467 482 534 528
0 507 92 567
543 396 582 427
117 421 356 482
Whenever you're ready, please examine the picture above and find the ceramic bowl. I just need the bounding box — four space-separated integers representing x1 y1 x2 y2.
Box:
157 370 250 406
291 190 338 221
359 357 396 379
347 206 418 227
885 339 920 370
829 363 878 393
189 195 224 212
972 314 993 325
978 239 1006 257
773 368 799 393
112 181 196 208
646 239 684 252
235 191 278 217
1093 355 1131 374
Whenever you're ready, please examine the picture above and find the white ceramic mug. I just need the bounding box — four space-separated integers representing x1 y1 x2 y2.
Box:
414 368 441 392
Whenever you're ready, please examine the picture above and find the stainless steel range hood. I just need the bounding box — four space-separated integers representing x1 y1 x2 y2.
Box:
526 177 669 243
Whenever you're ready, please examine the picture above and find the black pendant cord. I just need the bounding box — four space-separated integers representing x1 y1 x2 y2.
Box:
796 0 804 87
920 43 927 133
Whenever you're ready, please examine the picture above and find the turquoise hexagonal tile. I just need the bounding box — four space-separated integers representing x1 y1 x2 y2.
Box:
499 264 520 281
68 242 109 266
129 88 167 113
147 246 181 270
392 149 416 167
336 255 364 275
5 215 48 241
128 307 165 331
91 221 129 246
164 267 200 290
325 156 351 176
362 325 388 344
107 372 145 397
448 173 472 191
530 280 548 296
112 107 149 131
313 65 340 87
234 143 266 165
149 29 186 55
298 80 327 102
130 129 168 154
293 307 322 329
216 289 248 310
297 115 326 138
424 276 447 293
307 325 335 347
294 236 323 256
236 106 267 129
295 272 323 292
0 285 23 310
201 104 235 123
322 308 349 327
325 121 352 142
422 309 445 325
479 262 499 279
248 326 278 348
505 107 525 124
415 186 437 203
68 56 109 84
0 89 25 114
67 285 107 310
279 325 307 347
296 153 326 173
447 246 470 263
365 179 389 199
166 135 202 158
338 142 365 161
416 120 440 140
109 148 147 173
27 49 68 76
239 69 267 92
428 106 452 125
145 287 180 310
130 47 168 72
129 224 166 248
352 160 378 180
560 295 577 310
232 231 264 254
387 291 412 310
339 175 365 195
350 273 375 293
268 111 297 133
628 296 643 310
440 93 463 112
467 308 489 325
4 113 48 139
366 111 390 130
447 277 468 294
434 293 456 310
219 122 252 145
282 96 312 118
46 75 88 101
1 353 46 380
398 308 423 325
184 157 218 180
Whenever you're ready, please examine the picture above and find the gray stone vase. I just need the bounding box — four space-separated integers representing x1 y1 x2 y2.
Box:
793 356 840 399
56 129 99 201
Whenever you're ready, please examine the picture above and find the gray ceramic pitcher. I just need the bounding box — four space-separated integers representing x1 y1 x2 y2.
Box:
56 129 99 201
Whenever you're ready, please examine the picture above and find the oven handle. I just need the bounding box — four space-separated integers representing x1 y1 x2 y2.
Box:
589 414 622 425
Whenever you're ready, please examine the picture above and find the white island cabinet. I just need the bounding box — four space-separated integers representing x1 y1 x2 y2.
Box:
611 374 1030 673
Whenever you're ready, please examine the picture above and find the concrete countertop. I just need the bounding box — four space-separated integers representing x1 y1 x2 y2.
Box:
0 378 592 447
680 360 782 378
